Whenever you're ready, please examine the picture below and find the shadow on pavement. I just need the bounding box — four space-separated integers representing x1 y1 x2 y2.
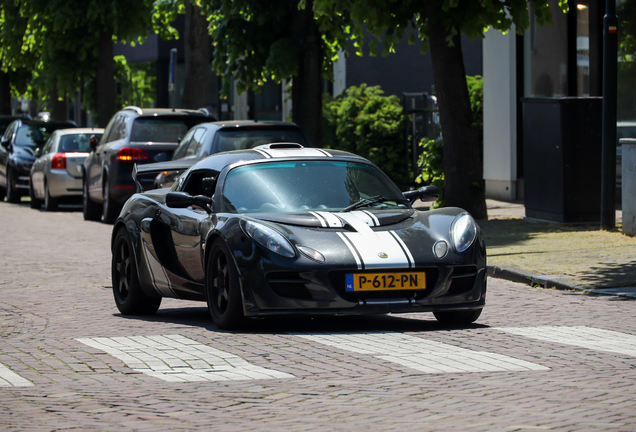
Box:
479 218 602 248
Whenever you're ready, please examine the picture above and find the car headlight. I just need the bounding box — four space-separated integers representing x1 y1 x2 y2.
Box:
450 213 477 253
243 220 295 258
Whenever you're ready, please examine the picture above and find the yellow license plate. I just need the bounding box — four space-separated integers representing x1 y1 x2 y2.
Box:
345 272 426 292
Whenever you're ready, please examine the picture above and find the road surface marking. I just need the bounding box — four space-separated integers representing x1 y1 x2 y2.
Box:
0 363 33 387
77 334 295 382
496 326 636 357
291 332 549 374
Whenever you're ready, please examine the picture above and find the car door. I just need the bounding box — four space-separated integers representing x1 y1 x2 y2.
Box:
0 122 17 188
31 133 56 198
87 115 122 202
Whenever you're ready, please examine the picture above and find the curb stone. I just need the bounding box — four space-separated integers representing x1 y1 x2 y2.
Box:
487 264 636 298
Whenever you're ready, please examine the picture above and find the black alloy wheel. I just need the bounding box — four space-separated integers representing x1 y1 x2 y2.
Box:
102 180 120 224
205 238 245 330
112 228 161 315
5 169 20 203
44 181 59 212
29 180 42 209
83 177 102 221
433 308 482 326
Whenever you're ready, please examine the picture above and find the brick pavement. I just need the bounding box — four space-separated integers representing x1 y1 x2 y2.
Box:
0 201 635 431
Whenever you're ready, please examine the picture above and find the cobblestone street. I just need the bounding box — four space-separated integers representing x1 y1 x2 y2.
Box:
1 201 635 431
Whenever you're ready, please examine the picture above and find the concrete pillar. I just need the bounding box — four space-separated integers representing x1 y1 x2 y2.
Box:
282 79 292 122
333 50 346 97
233 82 248 120
621 138 636 236
483 27 517 201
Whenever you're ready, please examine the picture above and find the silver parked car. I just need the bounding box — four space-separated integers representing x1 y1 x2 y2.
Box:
30 128 104 211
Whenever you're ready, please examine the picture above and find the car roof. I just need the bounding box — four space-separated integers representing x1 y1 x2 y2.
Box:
16 119 77 128
190 144 368 173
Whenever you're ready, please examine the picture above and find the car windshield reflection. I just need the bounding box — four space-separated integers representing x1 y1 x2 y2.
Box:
221 160 408 213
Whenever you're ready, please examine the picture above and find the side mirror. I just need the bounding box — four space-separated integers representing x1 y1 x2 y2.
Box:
34 148 41 158
89 135 99 151
166 192 213 214
403 185 440 205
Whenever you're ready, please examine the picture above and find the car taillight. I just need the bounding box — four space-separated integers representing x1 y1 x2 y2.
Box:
116 147 150 161
51 153 66 169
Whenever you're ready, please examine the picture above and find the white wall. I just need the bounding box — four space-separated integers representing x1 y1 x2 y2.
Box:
483 27 518 201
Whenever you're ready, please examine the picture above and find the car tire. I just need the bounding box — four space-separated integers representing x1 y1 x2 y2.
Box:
6 169 21 203
112 227 161 315
0 185 5 201
205 238 245 330
102 180 120 224
433 308 482 326
29 181 42 209
43 181 59 212
83 177 102 221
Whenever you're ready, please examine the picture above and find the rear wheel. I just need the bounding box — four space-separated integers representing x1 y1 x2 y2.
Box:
433 309 482 326
205 238 245 330
83 177 102 221
6 169 21 203
43 181 59 212
102 181 121 224
29 181 42 209
112 228 161 315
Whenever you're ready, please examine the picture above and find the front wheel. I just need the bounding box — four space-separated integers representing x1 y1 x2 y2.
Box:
6 170 21 203
205 238 245 330
83 177 102 221
44 181 59 212
29 181 42 209
433 309 482 326
112 228 161 315
102 181 121 224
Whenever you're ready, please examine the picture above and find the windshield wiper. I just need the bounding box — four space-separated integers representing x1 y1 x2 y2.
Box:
341 195 392 212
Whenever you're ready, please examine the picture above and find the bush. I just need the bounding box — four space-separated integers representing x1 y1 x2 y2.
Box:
323 84 409 189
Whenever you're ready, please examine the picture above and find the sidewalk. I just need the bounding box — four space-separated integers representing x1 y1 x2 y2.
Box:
480 199 636 298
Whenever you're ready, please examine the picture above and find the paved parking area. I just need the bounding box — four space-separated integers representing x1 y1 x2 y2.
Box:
1 201 635 431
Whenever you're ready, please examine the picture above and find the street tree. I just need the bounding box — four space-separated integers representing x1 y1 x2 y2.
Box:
0 0 153 126
152 0 211 109
314 0 567 219
202 0 350 145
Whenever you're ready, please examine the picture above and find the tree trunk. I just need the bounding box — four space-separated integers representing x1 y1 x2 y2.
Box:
290 0 323 147
49 87 68 122
182 0 210 110
96 30 115 128
0 72 11 115
426 5 487 220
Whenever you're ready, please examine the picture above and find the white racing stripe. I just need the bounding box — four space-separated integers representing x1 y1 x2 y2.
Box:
496 326 636 357
342 231 412 269
313 211 344 227
77 335 295 382
292 332 549 374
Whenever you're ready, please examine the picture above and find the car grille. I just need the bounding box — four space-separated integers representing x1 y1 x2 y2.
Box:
266 271 313 300
328 268 440 301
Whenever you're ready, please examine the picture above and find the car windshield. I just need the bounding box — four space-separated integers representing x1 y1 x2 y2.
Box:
58 133 103 153
15 124 59 148
216 127 307 152
221 160 408 213
130 118 199 143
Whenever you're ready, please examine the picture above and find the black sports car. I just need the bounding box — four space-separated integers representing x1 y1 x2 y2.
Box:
112 143 486 329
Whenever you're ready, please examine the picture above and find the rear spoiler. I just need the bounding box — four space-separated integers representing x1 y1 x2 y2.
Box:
133 160 195 192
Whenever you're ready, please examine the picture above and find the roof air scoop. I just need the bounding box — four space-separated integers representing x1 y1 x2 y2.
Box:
255 142 304 150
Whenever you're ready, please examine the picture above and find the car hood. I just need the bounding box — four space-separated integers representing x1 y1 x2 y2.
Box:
255 209 415 228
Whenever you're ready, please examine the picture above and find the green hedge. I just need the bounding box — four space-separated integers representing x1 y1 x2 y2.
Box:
323 84 409 189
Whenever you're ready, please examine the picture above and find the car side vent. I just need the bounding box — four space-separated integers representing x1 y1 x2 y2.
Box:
446 265 478 295
266 271 313 299
255 142 304 150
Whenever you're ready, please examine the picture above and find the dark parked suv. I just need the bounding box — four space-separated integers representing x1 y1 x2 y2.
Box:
0 119 77 202
82 106 214 223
